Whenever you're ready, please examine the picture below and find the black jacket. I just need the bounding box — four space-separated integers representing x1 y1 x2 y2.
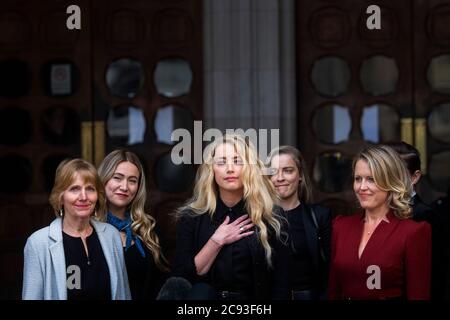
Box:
412 195 434 223
432 194 450 299
285 203 331 297
413 194 447 300
172 198 290 299
123 223 169 300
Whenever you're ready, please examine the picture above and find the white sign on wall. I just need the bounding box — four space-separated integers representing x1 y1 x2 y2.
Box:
51 64 71 95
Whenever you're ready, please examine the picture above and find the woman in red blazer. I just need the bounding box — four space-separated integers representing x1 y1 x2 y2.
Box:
328 145 431 300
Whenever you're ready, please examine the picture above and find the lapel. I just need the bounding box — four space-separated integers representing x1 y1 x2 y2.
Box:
300 204 320 268
411 194 428 221
359 211 400 262
92 219 118 298
247 228 264 265
412 194 419 207
48 218 67 300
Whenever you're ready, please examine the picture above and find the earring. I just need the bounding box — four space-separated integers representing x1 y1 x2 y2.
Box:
94 210 97 218
59 208 63 217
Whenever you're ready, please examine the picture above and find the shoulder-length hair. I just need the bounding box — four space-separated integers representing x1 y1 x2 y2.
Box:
267 145 313 204
179 133 282 267
353 145 412 219
98 149 169 271
49 158 106 217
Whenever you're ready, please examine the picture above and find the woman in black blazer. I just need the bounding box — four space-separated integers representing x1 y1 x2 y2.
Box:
173 134 289 300
268 146 331 300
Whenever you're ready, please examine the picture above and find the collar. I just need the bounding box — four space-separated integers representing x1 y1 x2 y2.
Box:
214 196 246 222
284 202 302 214
412 193 420 205
49 218 63 242
49 217 105 242
359 210 393 223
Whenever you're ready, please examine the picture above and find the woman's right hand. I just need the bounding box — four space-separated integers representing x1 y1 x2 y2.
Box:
210 214 254 246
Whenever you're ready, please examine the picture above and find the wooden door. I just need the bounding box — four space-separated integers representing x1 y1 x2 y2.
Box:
296 0 415 215
413 0 450 203
0 0 93 298
0 0 202 298
91 0 203 261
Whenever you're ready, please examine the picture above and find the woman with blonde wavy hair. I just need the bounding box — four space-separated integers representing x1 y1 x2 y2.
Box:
98 150 169 300
328 144 431 300
172 133 289 299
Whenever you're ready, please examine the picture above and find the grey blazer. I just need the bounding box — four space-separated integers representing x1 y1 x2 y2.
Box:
22 218 131 300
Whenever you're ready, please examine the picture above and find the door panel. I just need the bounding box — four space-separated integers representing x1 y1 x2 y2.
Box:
296 0 413 215
0 0 202 298
0 0 92 298
414 0 450 202
91 0 203 262
297 0 450 214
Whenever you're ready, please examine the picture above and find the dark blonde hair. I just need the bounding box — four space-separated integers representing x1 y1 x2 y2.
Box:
49 158 106 217
353 145 412 219
98 149 169 271
267 145 314 204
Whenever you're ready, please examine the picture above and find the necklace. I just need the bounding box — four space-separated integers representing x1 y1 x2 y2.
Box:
63 223 92 265
63 223 93 238
365 223 379 236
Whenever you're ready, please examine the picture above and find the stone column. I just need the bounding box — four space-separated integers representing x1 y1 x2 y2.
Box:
203 0 297 146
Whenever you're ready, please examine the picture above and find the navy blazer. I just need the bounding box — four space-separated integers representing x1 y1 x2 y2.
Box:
172 199 290 299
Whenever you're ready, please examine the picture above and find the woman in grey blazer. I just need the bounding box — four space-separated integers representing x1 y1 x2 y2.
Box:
22 158 131 300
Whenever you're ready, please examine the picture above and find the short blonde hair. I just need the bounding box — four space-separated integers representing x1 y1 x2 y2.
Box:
49 158 106 217
353 145 412 219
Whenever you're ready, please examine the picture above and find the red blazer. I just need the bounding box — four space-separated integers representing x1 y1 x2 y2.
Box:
328 211 431 300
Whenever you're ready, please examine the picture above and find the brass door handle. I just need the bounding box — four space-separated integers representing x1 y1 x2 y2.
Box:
81 121 105 167
400 117 427 174
401 118 413 145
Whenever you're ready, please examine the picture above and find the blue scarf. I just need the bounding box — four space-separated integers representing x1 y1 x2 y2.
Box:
106 211 146 258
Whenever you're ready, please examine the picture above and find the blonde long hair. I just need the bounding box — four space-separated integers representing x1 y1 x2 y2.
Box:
98 150 169 271
353 145 412 219
179 134 283 267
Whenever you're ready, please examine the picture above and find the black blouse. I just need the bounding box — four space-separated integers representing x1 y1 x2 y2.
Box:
62 228 111 300
209 199 253 296
173 197 290 299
